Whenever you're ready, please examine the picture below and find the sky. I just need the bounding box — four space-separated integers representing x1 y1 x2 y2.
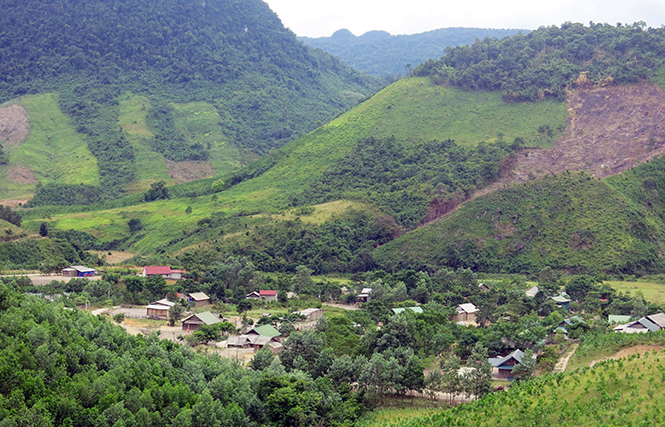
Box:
262 0 665 38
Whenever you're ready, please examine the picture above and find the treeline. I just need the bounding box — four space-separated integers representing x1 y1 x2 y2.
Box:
415 22 665 102
298 136 517 228
0 205 21 227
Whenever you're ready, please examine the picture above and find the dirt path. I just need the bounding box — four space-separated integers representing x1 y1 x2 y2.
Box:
589 345 665 368
553 343 578 373
324 302 360 311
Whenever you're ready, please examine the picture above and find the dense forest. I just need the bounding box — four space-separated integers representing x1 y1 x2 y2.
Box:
415 22 665 101
300 27 524 77
1 0 380 201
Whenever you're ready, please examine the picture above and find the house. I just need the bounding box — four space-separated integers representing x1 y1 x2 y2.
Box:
525 286 539 297
142 266 183 280
181 311 224 331
188 292 210 307
559 316 585 328
246 324 281 339
146 298 175 319
614 313 665 334
391 306 423 315
477 283 490 292
295 308 324 321
228 324 282 354
550 294 571 311
246 290 278 302
489 349 528 381
62 266 97 277
358 288 373 303
452 303 479 323
608 315 632 324
227 334 283 354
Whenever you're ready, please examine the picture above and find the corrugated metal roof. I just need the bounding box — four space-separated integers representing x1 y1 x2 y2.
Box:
249 325 281 337
392 306 424 314
182 311 221 326
188 292 209 301
144 266 173 275
646 312 665 328
259 290 277 296
457 303 478 313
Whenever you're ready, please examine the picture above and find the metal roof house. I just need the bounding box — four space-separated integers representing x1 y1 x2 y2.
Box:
62 266 98 277
188 292 210 307
525 286 539 297
452 303 479 324
550 294 571 311
489 349 527 381
142 266 183 280
181 311 224 331
358 288 373 303
614 313 665 333
391 306 423 315
246 290 278 302
246 324 281 338
295 308 324 321
146 298 175 319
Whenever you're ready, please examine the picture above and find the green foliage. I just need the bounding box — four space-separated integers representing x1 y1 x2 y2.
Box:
146 101 208 162
376 170 665 274
0 285 364 426
415 22 665 102
26 183 104 207
0 0 380 190
301 27 524 78
0 205 21 227
299 136 516 228
128 218 143 233
143 181 170 202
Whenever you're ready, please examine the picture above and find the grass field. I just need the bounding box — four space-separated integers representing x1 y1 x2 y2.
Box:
604 280 665 304
0 93 99 199
23 77 568 254
383 342 665 427
172 101 247 175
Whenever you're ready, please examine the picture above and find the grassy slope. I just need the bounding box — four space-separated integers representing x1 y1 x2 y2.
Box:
24 77 566 253
0 94 99 199
389 344 665 427
374 170 665 273
603 281 665 305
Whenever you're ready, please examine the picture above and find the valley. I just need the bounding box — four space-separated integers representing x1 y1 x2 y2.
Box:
2 8 665 427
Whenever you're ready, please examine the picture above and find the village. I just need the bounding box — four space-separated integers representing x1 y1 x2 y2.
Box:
16 262 665 388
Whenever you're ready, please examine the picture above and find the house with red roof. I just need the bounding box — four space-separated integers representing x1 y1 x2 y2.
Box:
246 290 278 302
142 266 183 280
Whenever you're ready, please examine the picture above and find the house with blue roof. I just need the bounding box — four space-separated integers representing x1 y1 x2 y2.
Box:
488 349 529 381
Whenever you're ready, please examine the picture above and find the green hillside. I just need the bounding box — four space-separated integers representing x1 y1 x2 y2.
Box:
386 337 665 427
300 27 524 78
0 94 99 200
0 0 380 202
374 156 665 275
416 22 665 102
18 78 566 270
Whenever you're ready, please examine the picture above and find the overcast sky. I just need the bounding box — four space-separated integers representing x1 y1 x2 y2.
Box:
263 0 665 38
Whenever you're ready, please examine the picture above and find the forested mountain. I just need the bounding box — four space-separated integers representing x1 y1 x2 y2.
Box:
415 21 665 101
0 0 380 201
11 22 665 277
299 27 524 77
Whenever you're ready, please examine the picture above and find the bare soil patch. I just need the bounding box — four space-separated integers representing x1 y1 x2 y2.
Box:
0 104 30 148
0 199 30 207
509 85 665 183
6 166 37 184
418 84 665 228
164 159 215 184
589 345 665 367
